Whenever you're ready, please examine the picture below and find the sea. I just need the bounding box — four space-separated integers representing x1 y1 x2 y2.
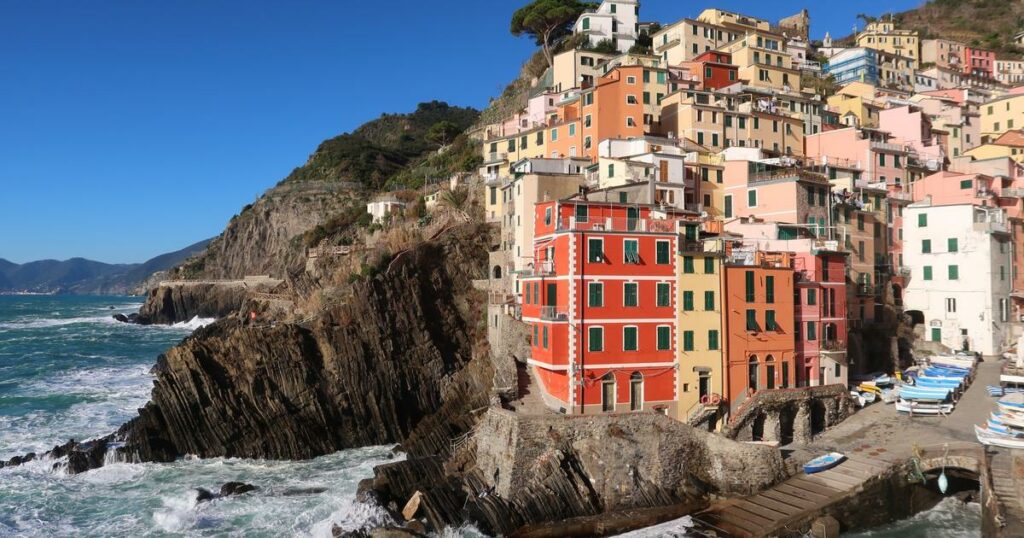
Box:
0 296 980 537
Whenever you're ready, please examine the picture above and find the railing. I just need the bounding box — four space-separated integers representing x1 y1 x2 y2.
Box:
1001 187 1024 198
749 168 828 184
555 217 677 233
856 284 875 296
484 152 509 164
870 141 908 153
519 261 555 277
820 339 846 352
489 292 516 305
686 153 725 166
685 393 722 424
889 190 914 202
539 306 568 321
812 239 840 252
307 245 360 258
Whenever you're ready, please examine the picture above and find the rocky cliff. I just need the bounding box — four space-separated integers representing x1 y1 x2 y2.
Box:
132 277 282 325
114 222 492 462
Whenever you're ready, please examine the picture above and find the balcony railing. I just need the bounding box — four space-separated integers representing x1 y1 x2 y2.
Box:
555 217 677 233
520 261 555 277
856 284 875 296
870 141 908 153
820 339 847 352
539 306 568 321
1001 187 1024 198
484 152 509 164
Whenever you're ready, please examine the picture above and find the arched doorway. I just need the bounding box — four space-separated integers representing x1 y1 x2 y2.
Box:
751 412 766 441
779 403 799 445
765 355 776 390
810 400 827 436
629 372 643 411
601 373 616 413
748 355 759 392
824 323 838 344
492 265 502 279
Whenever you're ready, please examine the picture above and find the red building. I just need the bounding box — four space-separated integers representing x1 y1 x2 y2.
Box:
522 195 690 416
793 250 849 388
722 251 796 408
962 47 996 79
681 51 739 91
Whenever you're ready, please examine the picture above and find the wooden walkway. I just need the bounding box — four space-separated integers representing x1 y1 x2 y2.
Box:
697 446 901 537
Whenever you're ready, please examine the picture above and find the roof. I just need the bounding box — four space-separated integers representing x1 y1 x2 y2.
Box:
994 130 1024 147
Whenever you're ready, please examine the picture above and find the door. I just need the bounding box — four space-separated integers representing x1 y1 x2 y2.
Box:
698 374 711 401
546 283 557 307
659 160 669 182
629 373 643 411
748 357 758 391
627 206 640 231
781 362 789 389
602 378 616 412
818 367 826 386
931 327 941 342
766 364 776 389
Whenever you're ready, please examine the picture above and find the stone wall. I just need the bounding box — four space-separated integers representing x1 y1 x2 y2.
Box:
724 384 852 444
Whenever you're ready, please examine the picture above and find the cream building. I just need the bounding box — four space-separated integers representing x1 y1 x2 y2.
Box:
572 0 639 53
981 93 1024 142
856 21 919 69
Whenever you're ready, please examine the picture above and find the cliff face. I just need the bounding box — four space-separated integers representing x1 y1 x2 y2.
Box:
133 278 282 324
115 223 491 462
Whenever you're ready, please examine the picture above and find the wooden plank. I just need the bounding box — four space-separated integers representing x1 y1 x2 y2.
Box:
773 483 831 503
835 459 879 474
715 509 767 535
813 469 864 485
735 499 789 521
720 505 775 529
760 488 821 511
788 477 843 498
746 495 805 517
829 465 877 482
801 473 860 491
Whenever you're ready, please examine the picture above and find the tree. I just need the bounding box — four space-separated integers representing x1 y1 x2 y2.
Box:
426 121 461 148
511 0 591 68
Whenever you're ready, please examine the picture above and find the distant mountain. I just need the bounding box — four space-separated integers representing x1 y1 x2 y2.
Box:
0 238 212 295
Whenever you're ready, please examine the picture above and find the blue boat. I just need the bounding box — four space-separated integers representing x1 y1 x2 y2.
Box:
899 386 952 400
915 378 962 389
804 452 846 474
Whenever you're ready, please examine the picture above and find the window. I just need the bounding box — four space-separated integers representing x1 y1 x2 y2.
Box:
533 325 538 346
544 207 552 226
607 163 614 177
658 326 672 350
656 241 670 264
748 189 757 208
623 326 638 351
623 282 638 307
922 239 931 253
857 214 864 231
682 330 694 351
584 136 592 149
589 327 603 351
948 265 959 280
568 123 576 136
708 330 719 350
624 239 639 263
960 179 972 189
879 154 886 167
584 114 592 127
542 326 548 348
765 310 777 331
683 291 694 311
643 91 650 105
918 213 927 227
704 290 715 311
746 309 758 331
807 289 816 305
806 321 817 341
657 283 671 307
582 17 589 30
576 203 588 223
745 270 755 302
724 195 733 218
923 266 933 280
948 238 958 252
626 95 638 104
626 77 636 85
588 282 603 307
765 276 775 303
704 257 714 274
550 128 557 142
683 256 694 273
946 298 957 313
588 238 603 262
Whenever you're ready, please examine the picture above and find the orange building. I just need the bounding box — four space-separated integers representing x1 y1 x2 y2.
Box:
521 193 691 415
721 250 796 408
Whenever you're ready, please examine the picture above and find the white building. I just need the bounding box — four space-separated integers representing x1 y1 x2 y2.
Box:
595 136 701 210
366 195 405 224
995 59 1024 86
903 201 1013 356
572 0 639 54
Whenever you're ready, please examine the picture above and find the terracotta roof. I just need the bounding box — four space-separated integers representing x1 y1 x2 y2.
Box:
994 130 1024 147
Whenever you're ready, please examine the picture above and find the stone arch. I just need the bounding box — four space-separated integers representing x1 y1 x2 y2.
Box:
779 402 799 445
751 412 767 441
810 399 827 436
905 309 925 326
492 265 502 279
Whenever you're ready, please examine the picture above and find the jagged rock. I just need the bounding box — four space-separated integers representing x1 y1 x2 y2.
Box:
220 482 259 496
133 281 254 324
113 313 130 323
281 487 328 496
196 488 217 503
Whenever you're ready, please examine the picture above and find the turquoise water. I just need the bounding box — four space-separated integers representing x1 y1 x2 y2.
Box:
0 296 400 537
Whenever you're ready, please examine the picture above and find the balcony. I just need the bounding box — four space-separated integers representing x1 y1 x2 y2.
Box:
540 306 568 321
555 217 677 233
820 339 847 352
519 261 555 278
870 141 907 153
483 152 509 165
856 283 875 296
889 190 914 202
1001 187 1024 198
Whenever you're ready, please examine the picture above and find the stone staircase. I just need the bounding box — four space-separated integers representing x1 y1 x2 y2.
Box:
989 449 1024 535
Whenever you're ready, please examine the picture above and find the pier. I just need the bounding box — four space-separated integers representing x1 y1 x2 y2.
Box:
696 359 1024 537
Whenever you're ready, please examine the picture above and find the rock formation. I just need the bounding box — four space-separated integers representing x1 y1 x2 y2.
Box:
130 277 281 324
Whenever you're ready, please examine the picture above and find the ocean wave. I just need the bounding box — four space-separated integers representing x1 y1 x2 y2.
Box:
0 315 122 330
167 316 215 330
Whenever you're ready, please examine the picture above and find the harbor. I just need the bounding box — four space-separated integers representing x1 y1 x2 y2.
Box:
695 357 1024 537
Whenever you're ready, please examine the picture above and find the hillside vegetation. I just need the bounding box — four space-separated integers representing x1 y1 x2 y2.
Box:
283 101 479 189
894 0 1024 57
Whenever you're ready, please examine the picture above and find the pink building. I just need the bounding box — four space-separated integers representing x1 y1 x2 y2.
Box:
805 127 911 190
878 105 945 170
962 47 996 79
720 158 831 232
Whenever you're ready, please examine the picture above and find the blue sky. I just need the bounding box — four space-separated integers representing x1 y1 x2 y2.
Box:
0 0 920 264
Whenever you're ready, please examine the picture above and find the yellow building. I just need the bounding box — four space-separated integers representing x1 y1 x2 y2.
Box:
856 21 919 69
981 94 1024 142
965 130 1024 163
676 226 726 429
650 18 741 66
551 49 616 93
719 29 803 92
827 82 884 128
658 91 804 156
696 8 770 32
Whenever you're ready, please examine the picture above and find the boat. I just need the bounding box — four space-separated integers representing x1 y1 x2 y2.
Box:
858 383 882 395
987 420 1024 437
803 452 846 474
896 398 954 415
975 425 1024 449
997 393 1024 412
880 388 898 403
861 391 877 404
993 409 1024 428
915 377 962 388
931 356 976 369
850 391 866 408
898 386 953 400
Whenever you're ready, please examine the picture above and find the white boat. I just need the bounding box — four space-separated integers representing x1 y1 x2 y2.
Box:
930 356 975 369
896 398 954 415
861 391 877 404
975 425 1024 449
997 393 1024 414
987 420 1024 437
850 391 866 408
993 410 1024 428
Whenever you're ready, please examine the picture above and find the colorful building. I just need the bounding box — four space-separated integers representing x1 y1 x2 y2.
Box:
679 51 738 90
523 195 691 415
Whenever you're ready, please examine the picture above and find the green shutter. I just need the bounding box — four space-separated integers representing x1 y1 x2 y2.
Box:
657 241 670 264
765 310 776 331
588 238 603 262
683 330 694 351
625 239 639 263
922 239 931 253
658 326 671 350
683 291 694 311
576 203 588 222
745 271 755 302
624 327 638 351
684 256 694 273
765 276 775 303
807 321 816 341
923 266 933 280
657 283 670 307
960 179 973 189
624 283 638 307
948 238 958 252
708 330 719 350
948 265 959 280
589 283 603 307
704 257 714 274
542 326 548 348
931 327 941 342
807 289 816 305
746 309 758 331
724 195 733 218
589 327 603 351
748 189 757 207
704 290 715 310
918 213 927 227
